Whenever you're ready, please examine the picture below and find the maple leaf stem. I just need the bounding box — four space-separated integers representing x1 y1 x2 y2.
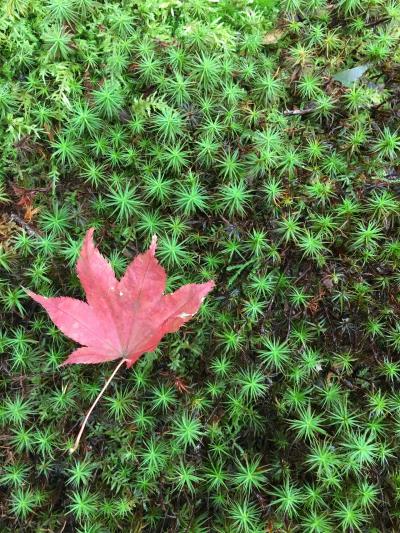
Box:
69 358 125 454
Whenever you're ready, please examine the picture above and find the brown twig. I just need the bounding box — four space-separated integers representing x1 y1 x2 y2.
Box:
365 17 390 28
9 213 41 237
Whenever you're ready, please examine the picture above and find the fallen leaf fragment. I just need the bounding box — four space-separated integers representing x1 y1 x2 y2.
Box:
263 29 285 45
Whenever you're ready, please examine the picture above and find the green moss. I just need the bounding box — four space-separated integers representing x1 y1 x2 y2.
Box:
1 0 400 530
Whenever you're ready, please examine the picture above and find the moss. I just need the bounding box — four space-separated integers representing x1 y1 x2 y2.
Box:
1 0 400 530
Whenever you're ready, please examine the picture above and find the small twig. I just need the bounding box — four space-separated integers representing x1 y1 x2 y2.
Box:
295 266 312 284
69 359 125 454
9 213 41 237
283 105 316 116
365 17 390 28
329 367 356 390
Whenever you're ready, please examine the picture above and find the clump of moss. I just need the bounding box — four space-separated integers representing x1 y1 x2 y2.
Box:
1 0 400 530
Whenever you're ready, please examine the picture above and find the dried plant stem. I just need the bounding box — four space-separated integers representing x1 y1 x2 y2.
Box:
69 359 125 454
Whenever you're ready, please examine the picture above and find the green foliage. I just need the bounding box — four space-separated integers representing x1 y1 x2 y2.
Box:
1 0 400 530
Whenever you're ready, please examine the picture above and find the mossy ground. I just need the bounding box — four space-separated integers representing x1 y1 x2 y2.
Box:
1 1 400 531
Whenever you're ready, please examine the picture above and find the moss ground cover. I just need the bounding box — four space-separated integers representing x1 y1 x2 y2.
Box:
1 0 400 531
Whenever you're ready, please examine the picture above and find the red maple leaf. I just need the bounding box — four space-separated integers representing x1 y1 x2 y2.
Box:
28 228 215 367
